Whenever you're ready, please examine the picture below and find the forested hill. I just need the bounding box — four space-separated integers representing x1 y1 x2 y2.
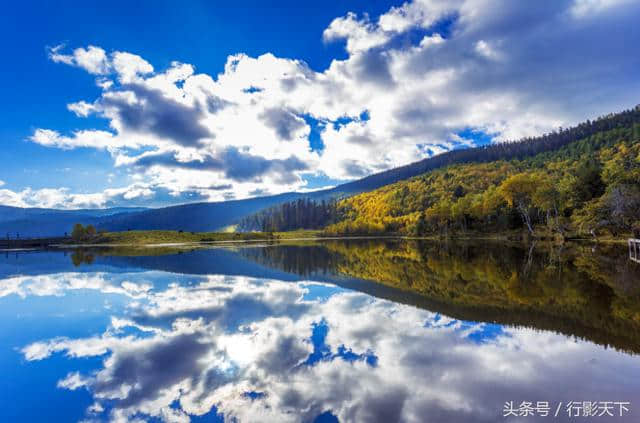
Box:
326 122 640 238
240 106 640 236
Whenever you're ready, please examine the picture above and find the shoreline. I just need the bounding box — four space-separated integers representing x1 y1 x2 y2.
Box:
49 233 631 249
52 235 401 249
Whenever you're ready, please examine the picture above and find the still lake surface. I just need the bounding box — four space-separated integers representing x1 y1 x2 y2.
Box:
1 239 639 422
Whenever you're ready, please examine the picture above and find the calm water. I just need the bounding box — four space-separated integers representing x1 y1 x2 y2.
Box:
1 240 639 422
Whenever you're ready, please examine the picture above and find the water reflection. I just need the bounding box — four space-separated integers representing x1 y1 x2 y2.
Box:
237 240 640 353
1 240 639 422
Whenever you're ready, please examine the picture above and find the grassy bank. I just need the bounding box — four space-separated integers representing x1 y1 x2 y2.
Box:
62 227 634 247
68 229 323 246
321 225 635 244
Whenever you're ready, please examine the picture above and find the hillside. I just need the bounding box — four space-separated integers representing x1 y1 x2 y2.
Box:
326 122 640 238
0 207 147 238
0 205 148 222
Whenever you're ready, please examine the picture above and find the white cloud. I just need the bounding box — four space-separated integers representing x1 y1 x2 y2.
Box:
67 101 95 117
0 182 161 209
0 188 28 207
111 51 154 83
570 0 635 17
323 12 392 54
19 0 640 208
57 372 91 390
49 45 111 74
474 39 502 61
29 128 124 150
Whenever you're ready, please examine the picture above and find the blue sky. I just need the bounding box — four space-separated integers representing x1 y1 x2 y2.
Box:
0 1 384 199
1 0 639 209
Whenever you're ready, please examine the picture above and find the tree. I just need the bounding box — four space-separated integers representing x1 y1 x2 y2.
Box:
71 223 86 241
572 184 640 236
601 143 640 186
413 211 427 236
498 173 540 234
569 161 605 205
605 184 640 232
571 198 607 237
531 174 564 232
451 195 473 231
426 199 453 234
86 225 97 237
453 185 466 199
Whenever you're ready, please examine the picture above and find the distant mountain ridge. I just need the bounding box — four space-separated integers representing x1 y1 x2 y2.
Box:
0 206 148 223
0 207 149 238
2 105 639 237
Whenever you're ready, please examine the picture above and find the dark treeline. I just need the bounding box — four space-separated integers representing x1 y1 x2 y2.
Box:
237 198 340 232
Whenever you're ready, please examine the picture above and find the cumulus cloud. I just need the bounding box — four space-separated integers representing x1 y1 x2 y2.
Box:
111 51 154 83
323 12 392 54
0 183 159 209
19 0 640 207
49 45 111 74
259 108 308 141
29 128 123 150
0 190 27 207
18 272 640 423
99 83 214 147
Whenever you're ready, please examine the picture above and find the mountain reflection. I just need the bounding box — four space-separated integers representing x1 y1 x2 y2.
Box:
2 240 639 422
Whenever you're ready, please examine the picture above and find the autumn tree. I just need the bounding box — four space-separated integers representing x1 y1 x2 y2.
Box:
71 223 86 241
426 199 453 234
604 184 640 233
412 211 427 236
568 161 605 205
498 173 537 234
531 174 564 232
86 225 97 237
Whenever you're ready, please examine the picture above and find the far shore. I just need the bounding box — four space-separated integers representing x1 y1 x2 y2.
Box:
53 234 400 249
46 228 633 249
2 229 634 251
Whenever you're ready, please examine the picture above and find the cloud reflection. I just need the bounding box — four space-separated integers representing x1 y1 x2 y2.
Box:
14 272 640 422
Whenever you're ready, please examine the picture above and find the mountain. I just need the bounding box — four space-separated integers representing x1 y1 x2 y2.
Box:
93 193 307 233
0 207 147 238
2 105 639 238
0 206 148 222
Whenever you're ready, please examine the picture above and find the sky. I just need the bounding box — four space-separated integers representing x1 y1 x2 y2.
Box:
1 0 639 209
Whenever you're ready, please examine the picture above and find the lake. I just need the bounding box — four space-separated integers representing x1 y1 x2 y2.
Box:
1 239 639 422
